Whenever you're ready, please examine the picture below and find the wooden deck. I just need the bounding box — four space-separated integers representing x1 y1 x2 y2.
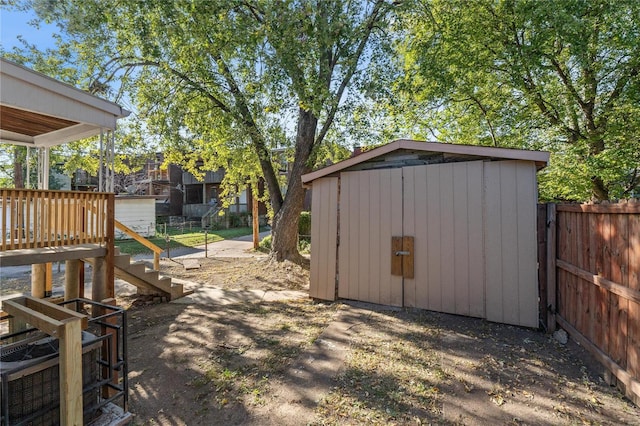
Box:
0 188 115 300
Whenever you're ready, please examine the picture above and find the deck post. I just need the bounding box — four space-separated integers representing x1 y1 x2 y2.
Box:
31 263 46 298
65 259 81 302
91 256 107 308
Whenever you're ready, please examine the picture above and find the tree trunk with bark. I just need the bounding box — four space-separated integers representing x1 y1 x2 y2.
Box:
270 108 317 263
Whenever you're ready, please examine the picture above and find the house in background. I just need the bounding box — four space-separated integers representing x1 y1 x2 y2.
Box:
71 153 268 227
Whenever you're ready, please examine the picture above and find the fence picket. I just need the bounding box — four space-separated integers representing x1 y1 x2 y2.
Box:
547 202 640 404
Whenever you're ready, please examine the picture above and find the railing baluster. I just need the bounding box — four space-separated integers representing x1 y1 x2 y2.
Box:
1 189 7 251
25 191 31 249
0 189 111 251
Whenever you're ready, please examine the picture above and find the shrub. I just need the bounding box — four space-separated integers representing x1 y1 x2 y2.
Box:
258 234 272 252
298 211 311 236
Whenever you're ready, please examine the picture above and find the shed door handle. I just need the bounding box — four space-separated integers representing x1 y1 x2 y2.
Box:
395 251 410 256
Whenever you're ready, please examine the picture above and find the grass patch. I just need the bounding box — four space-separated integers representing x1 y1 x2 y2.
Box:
116 226 269 255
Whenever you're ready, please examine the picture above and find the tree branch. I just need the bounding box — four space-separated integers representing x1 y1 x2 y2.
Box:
315 0 388 146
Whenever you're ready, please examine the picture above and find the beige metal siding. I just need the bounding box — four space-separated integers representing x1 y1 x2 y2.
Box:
484 161 539 327
309 177 339 300
338 169 403 306
403 162 485 317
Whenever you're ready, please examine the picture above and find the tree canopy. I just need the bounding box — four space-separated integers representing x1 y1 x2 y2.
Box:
398 0 640 200
12 0 399 262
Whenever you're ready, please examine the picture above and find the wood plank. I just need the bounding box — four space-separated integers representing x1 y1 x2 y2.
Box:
467 162 485 318
358 171 371 303
369 172 381 304
557 211 569 322
389 168 404 307
611 213 629 367
106 194 115 299
453 163 470 316
402 167 416 306
593 214 606 350
439 164 455 314
499 162 519 325
348 172 360 301
537 204 548 327
556 260 640 304
412 165 429 310
587 212 597 343
426 165 442 312
629 214 640 381
600 214 612 355
557 203 640 214
2 298 64 336
1 190 7 251
546 204 557 332
0 244 106 267
25 191 31 248
483 162 503 323
569 211 578 328
18 191 25 249
402 236 414 280
59 318 84 426
338 174 350 299
515 162 538 327
24 296 88 329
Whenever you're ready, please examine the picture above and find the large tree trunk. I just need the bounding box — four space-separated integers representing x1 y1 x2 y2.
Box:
270 108 317 263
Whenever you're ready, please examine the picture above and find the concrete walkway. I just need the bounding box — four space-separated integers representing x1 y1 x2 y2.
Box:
134 230 271 261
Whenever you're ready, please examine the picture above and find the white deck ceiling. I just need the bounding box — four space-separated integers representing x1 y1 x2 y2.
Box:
0 58 130 147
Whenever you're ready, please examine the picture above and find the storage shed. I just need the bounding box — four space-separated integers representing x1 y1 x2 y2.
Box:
302 139 550 328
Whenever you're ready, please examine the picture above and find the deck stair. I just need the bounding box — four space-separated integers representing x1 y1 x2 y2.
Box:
113 248 186 300
85 248 185 300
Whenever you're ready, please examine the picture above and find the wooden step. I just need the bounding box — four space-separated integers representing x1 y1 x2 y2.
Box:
86 247 185 301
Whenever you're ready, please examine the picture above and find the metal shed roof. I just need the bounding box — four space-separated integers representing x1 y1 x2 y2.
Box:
302 139 550 184
0 58 130 147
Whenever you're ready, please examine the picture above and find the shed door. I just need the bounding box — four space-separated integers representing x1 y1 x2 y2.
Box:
402 162 485 318
338 168 404 306
338 162 485 317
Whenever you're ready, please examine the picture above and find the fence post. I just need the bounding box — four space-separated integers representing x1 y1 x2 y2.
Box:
546 203 557 333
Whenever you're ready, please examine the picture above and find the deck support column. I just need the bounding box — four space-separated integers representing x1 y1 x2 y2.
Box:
31 263 46 298
65 259 81 301
91 257 107 309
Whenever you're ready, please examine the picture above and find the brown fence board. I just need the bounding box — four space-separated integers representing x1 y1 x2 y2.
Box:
629 214 640 382
548 202 640 403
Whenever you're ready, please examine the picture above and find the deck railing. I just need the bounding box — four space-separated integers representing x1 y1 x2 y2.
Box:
0 188 114 251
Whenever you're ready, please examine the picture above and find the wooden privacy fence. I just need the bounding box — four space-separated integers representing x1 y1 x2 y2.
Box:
0 188 113 251
540 202 640 405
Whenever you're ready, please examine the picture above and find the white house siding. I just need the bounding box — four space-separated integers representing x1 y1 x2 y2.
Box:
115 196 156 239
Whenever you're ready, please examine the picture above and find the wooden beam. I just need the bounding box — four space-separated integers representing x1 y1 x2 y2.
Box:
1 297 87 336
557 259 640 304
546 204 557 333
59 318 84 426
557 203 640 214
1 244 106 267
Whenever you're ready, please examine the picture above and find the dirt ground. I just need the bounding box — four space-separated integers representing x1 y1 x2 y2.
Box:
2 256 639 425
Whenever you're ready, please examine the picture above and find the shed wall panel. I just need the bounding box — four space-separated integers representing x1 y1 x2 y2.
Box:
516 162 539 327
426 166 443 312
467 162 485 318
404 162 484 318
338 169 402 306
309 177 338 300
484 161 539 327
439 165 456 314
453 163 470 316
